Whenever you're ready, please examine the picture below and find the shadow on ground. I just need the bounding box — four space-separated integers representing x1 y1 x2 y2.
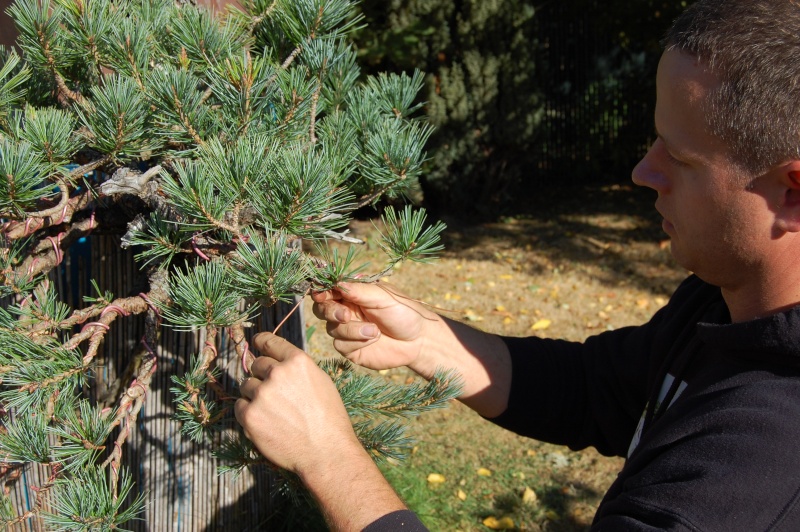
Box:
437 183 683 295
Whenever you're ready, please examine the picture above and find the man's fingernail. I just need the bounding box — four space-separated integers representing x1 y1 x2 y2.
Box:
335 308 347 321
360 324 377 338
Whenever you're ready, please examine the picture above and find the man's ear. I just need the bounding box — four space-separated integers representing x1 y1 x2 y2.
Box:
775 161 800 232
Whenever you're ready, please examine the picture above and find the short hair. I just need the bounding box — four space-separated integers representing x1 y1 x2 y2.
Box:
664 0 800 175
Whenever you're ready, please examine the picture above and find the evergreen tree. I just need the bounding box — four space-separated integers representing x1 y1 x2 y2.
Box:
0 0 459 528
355 0 543 215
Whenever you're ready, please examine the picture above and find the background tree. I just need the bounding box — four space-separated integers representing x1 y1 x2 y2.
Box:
355 0 687 217
0 0 459 528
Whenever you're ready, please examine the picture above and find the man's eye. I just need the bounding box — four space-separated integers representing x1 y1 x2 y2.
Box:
666 151 687 166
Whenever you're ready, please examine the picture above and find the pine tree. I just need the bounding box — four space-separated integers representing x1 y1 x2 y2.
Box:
0 0 460 528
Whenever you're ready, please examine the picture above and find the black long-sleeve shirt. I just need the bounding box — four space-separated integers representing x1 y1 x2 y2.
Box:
492 275 800 530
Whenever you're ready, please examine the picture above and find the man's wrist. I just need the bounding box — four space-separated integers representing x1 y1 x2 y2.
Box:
406 313 450 379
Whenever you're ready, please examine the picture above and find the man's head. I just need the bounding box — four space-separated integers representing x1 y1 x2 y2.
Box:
664 0 800 176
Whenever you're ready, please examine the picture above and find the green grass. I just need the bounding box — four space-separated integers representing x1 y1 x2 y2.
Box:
375 400 617 531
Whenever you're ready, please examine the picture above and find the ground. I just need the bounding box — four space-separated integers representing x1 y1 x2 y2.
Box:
303 183 688 531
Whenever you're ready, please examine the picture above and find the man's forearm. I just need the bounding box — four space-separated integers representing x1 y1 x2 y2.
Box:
300 444 408 531
410 316 513 418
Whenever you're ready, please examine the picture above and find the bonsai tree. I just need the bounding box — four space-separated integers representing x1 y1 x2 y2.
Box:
0 0 459 528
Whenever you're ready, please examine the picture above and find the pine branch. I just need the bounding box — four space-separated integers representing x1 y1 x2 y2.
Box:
41 466 146 528
4 462 62 527
11 215 98 283
101 353 157 496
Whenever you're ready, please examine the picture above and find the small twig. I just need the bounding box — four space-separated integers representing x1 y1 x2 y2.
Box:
355 182 396 209
7 463 63 526
60 294 151 355
318 229 364 244
12 216 99 284
246 0 278 33
308 58 327 144
69 155 112 178
196 327 219 376
272 289 309 336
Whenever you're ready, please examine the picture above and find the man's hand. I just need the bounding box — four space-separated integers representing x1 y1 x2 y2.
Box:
235 332 359 474
234 332 407 530
311 281 439 372
313 282 513 418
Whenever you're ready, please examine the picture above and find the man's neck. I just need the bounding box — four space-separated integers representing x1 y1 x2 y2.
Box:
721 264 800 323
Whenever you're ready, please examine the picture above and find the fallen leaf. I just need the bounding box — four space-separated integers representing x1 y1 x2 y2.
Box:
526 449 537 457
464 310 484 322
499 274 513 280
457 489 467 501
427 473 446 484
495 305 507 312
477 467 492 477
545 510 560 521
522 486 538 505
531 319 551 331
483 516 516 530
503 317 513 325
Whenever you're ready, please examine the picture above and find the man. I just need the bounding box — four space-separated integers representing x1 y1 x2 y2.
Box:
235 0 800 529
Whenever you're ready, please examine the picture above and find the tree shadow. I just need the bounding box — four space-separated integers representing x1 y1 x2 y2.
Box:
472 480 603 531
202 481 328 532
438 183 686 295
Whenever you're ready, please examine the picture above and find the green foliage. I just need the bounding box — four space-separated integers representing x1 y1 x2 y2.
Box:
41 467 146 531
376 205 445 269
160 260 249 331
48 400 115 472
228 231 309 304
0 137 54 216
355 0 543 214
0 0 456 527
0 50 30 128
355 0 687 216
170 358 226 442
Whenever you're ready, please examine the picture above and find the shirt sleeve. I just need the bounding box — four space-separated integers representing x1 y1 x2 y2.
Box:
361 510 428 531
486 276 714 457
487 329 653 456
